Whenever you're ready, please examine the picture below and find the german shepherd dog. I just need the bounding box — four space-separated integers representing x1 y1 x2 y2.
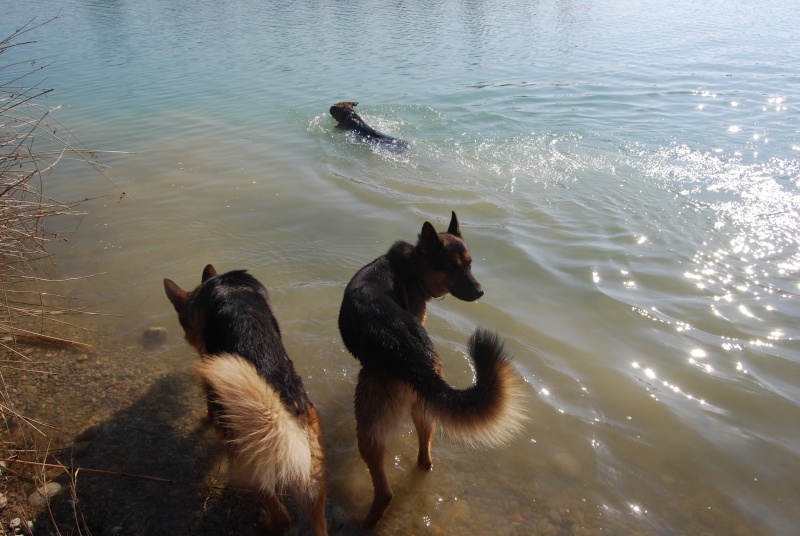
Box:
338 212 527 530
164 265 327 536
330 101 408 149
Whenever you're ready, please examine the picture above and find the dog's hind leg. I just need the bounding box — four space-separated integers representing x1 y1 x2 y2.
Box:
298 408 328 536
298 485 327 536
258 491 291 533
355 371 411 530
412 358 443 470
358 436 392 530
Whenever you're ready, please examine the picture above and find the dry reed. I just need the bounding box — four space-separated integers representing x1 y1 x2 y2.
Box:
1 17 128 533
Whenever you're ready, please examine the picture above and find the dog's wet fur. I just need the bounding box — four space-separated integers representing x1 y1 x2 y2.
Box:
164 265 327 536
338 212 527 530
330 101 408 149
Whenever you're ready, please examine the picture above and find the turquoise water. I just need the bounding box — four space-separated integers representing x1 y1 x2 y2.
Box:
3 1 800 534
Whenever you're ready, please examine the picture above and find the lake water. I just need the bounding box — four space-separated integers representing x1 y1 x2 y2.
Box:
3 0 799 534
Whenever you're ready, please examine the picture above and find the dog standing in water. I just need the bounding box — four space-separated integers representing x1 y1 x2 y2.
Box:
164 265 327 536
330 101 408 149
338 212 527 529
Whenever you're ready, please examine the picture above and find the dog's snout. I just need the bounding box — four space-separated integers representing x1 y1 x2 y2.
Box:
451 276 484 302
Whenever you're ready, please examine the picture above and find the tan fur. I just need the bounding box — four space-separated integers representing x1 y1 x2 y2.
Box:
429 359 528 448
197 354 318 497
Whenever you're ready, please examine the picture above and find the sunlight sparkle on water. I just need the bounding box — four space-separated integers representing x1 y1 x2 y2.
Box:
632 362 656 380
767 96 787 111
632 362 708 405
738 305 755 318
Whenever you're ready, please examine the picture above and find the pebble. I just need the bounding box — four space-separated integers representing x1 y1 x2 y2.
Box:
28 482 62 507
140 327 168 348
18 384 37 398
548 507 563 524
536 517 558 536
75 424 100 442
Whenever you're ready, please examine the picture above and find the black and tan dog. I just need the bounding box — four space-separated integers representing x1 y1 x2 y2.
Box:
164 265 327 536
330 101 407 148
338 212 527 530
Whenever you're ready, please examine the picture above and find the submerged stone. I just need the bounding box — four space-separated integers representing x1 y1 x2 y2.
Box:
140 327 168 348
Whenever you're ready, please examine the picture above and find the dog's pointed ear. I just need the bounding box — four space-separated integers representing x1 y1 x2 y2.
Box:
164 278 189 315
419 221 442 252
202 264 217 282
447 211 461 237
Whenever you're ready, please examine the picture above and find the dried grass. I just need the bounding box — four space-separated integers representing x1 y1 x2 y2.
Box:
0 17 127 533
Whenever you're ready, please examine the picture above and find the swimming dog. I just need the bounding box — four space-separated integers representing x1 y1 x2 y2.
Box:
329 101 407 148
338 212 527 530
164 265 327 536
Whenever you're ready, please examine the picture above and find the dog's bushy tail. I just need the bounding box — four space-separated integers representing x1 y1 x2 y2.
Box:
197 354 315 496
424 328 528 448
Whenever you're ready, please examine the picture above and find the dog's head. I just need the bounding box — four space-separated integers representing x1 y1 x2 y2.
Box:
416 212 484 302
163 264 218 352
330 101 358 123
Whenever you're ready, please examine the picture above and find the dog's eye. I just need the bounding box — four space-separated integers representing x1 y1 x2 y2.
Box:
433 257 451 270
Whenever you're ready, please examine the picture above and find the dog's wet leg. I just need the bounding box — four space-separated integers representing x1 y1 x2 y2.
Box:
412 400 434 470
258 491 291 533
359 438 392 530
297 486 327 536
412 358 443 470
355 372 406 530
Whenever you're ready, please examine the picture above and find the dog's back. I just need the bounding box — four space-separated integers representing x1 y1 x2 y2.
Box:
339 241 438 379
188 270 312 418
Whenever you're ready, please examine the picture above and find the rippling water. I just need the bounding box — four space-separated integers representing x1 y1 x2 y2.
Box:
3 0 799 534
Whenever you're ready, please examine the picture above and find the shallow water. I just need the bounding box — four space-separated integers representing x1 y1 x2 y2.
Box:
2 0 800 534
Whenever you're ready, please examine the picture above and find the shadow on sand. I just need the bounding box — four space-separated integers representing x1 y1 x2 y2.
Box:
30 367 351 536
